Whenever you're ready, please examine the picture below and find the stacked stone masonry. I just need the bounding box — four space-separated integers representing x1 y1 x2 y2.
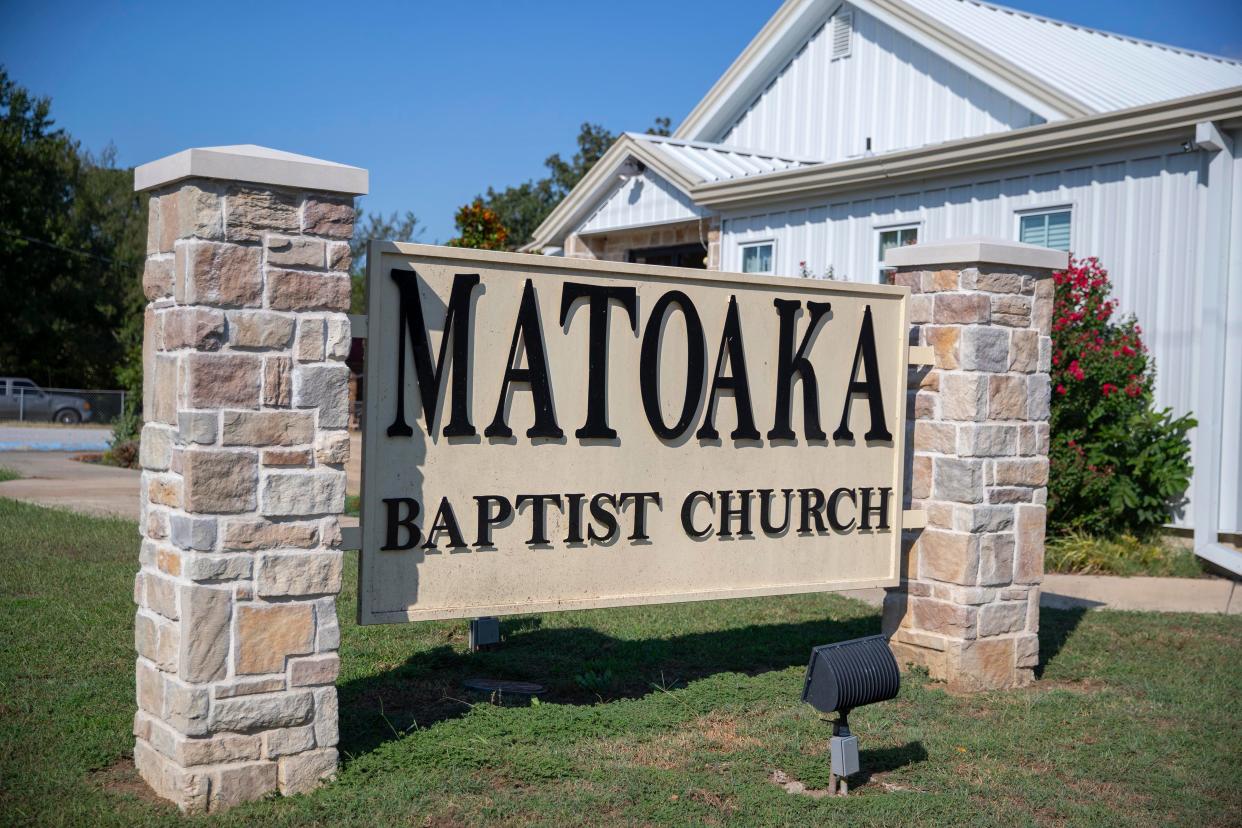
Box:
882 264 1053 691
135 179 354 812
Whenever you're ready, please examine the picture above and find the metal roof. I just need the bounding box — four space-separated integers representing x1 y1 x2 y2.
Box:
903 0 1242 113
629 134 821 183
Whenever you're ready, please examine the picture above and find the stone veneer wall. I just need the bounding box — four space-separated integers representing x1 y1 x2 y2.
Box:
133 179 355 811
564 217 720 270
882 262 1054 690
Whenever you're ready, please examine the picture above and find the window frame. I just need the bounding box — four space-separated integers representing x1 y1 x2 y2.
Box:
875 222 921 282
1014 204 1073 252
739 239 777 276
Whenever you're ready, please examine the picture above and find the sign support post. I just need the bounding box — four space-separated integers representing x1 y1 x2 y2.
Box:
881 238 1065 691
132 146 366 812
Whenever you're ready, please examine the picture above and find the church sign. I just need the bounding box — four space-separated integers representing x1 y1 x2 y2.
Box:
359 242 911 624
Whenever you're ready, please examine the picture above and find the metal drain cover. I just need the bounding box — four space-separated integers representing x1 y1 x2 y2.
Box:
463 678 545 696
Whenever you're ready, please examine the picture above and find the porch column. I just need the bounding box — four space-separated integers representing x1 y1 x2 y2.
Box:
132 146 366 811
882 238 1066 691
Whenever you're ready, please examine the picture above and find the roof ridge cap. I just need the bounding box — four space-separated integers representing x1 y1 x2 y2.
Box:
629 132 824 163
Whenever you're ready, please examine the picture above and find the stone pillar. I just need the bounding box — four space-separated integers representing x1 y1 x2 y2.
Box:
881 238 1066 691
131 146 367 812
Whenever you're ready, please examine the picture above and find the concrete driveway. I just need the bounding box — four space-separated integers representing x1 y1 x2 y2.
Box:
0 451 141 519
0 433 365 526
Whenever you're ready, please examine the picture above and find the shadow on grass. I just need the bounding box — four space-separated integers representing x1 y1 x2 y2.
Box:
1035 606 1089 679
339 613 881 759
854 741 929 787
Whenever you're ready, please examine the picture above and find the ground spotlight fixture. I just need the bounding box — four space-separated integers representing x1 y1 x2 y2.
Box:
801 634 900 796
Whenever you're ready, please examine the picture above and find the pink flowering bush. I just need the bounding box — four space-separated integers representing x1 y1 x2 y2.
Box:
1048 257 1194 538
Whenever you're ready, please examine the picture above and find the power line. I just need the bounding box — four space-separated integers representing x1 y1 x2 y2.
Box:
0 227 141 266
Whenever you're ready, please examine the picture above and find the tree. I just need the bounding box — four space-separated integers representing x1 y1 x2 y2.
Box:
0 68 146 391
477 116 672 249
349 210 423 314
447 199 509 250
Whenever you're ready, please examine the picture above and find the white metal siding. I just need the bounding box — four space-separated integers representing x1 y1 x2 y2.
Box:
577 169 706 235
721 141 1237 531
718 3 1040 163
1221 134 1242 536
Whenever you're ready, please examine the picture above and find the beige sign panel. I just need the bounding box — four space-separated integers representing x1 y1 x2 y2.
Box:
359 243 910 624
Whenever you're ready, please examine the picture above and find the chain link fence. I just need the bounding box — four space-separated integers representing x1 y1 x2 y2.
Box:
0 384 127 425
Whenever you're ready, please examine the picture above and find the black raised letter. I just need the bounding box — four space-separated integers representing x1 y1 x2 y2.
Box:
619 492 660 541
717 489 754 538
382 497 421 550
681 491 714 539
833 305 892 441
798 488 827 534
860 487 892 530
423 497 467 550
565 493 586 544
698 296 760 440
486 279 564 439
588 493 619 542
516 494 564 545
473 495 512 547
640 291 706 440
758 488 794 534
560 283 638 439
388 270 480 438
827 487 857 532
769 299 831 440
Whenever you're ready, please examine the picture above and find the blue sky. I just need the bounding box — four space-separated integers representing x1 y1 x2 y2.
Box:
3 0 1240 242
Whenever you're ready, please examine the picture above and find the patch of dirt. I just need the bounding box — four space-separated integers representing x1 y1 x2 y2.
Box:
1065 777 1152 811
594 713 762 771
687 786 738 816
694 712 762 753
88 756 174 809
768 769 834 799
1031 678 1106 694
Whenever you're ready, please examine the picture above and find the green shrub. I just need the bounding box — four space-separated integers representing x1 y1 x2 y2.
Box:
101 438 139 469
1048 257 1194 539
1045 532 1204 578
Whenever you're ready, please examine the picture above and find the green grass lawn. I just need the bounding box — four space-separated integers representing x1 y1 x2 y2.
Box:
1 497 1240 827
0 465 20 483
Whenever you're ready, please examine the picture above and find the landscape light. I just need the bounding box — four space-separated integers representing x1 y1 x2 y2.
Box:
801 634 901 795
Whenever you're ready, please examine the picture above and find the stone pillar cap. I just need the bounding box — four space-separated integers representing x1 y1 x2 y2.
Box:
135 144 368 196
884 236 1068 271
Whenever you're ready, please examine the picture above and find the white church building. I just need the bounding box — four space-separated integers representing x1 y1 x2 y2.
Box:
525 0 1242 558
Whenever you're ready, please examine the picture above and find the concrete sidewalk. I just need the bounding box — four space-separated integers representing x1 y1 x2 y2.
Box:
1041 573 1239 614
842 574 1239 615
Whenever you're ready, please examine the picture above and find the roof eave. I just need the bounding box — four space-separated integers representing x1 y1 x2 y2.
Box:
691 86 1242 210
525 136 703 250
